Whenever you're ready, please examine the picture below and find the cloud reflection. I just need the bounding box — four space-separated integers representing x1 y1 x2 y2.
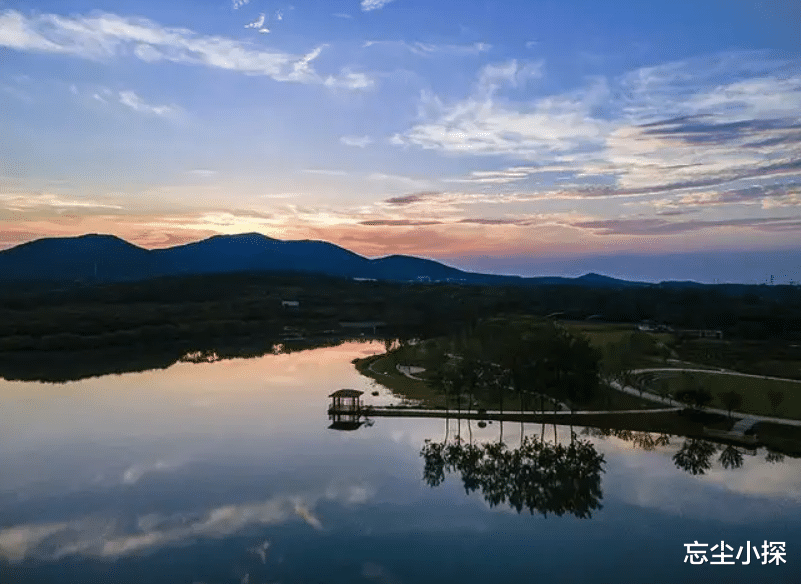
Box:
0 482 373 563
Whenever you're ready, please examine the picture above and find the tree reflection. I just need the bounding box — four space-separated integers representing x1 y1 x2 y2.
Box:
672 439 718 475
420 434 605 518
718 444 745 470
582 428 671 450
588 428 786 475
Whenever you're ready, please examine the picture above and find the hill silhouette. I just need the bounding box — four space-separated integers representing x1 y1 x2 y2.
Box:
0 232 653 287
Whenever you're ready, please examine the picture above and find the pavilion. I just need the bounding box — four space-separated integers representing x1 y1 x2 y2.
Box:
328 389 364 430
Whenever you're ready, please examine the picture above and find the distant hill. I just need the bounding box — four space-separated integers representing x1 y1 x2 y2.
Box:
0 234 159 282
0 232 656 288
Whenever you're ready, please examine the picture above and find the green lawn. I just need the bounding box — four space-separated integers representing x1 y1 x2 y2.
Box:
643 370 801 420
353 354 446 406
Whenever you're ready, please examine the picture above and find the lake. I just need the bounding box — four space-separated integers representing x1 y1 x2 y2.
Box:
1 341 798 583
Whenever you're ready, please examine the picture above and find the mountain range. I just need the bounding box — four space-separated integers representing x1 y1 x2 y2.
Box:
0 232 675 288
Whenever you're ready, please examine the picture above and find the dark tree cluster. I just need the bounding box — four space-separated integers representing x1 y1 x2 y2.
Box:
420 434 605 518
430 318 602 414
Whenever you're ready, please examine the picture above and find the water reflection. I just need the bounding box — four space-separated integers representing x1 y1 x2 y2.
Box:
1 342 800 583
420 430 605 518
581 427 790 476
0 336 361 382
672 439 719 475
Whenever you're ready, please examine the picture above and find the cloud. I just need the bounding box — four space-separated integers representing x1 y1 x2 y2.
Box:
393 50 801 209
383 191 441 206
394 61 607 158
366 172 435 189
119 90 185 121
0 10 372 89
571 215 801 236
362 40 491 57
293 504 323 530
121 460 178 485
0 484 372 562
244 13 268 33
359 219 443 226
458 217 530 225
249 540 270 563
0 192 124 212
361 0 396 12
451 165 574 185
302 168 350 177
232 0 250 9
649 182 801 211
187 169 218 178
477 59 543 94
324 70 374 90
340 135 373 148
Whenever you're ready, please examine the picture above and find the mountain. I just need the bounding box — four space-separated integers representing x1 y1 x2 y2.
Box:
574 272 645 288
0 232 654 288
0 234 159 282
152 233 371 277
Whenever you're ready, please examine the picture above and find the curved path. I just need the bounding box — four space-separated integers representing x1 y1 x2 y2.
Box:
608 379 801 428
632 367 801 384
396 364 425 380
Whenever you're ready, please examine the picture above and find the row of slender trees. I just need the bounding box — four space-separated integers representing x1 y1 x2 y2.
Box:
427 318 603 418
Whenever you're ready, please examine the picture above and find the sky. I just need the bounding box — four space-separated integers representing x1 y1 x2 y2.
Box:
1 0 800 283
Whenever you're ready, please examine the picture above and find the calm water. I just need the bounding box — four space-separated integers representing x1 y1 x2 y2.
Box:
1 342 799 583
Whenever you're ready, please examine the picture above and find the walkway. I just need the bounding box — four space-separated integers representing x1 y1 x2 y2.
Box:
608 380 801 428
396 364 425 380
360 405 681 422
730 416 760 435
632 367 801 384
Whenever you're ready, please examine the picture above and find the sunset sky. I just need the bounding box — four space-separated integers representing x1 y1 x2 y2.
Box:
1 1 800 283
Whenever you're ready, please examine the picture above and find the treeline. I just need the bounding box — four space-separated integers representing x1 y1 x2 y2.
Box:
2 271 801 349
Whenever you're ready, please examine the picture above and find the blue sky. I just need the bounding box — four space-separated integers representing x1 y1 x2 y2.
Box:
1 0 800 282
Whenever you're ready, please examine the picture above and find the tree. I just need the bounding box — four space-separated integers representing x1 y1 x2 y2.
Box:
767 390 785 416
675 387 713 411
720 390 743 420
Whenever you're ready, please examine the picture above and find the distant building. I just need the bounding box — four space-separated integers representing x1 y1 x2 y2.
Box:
679 329 723 340
281 300 300 308
637 320 673 333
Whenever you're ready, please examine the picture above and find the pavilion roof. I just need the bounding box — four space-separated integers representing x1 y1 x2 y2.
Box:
329 389 364 398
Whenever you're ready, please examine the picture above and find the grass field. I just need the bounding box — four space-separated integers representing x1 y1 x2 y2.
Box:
353 354 447 406
643 370 801 420
562 322 675 369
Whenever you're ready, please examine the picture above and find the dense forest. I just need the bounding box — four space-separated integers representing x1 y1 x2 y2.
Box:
2 271 800 346
1 270 799 382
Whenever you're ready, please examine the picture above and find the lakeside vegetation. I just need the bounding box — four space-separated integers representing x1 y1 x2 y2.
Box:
3 270 801 353
3 271 801 450
2 271 801 462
